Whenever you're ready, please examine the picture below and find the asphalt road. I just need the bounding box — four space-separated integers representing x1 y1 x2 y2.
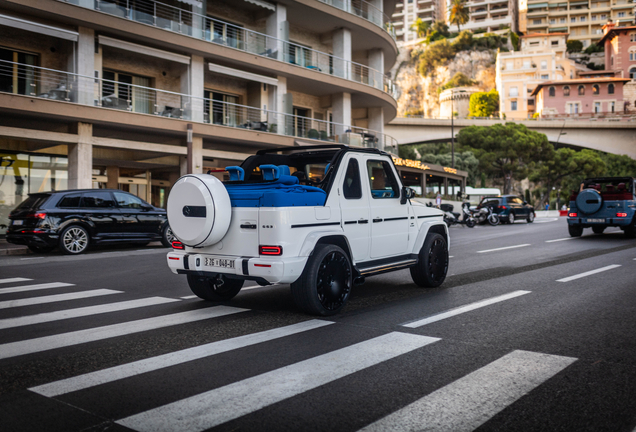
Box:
1 217 636 432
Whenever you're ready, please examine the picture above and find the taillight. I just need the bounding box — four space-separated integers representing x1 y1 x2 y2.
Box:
171 240 185 250
568 212 577 218
259 245 283 255
500 205 507 210
616 212 628 218
26 212 46 219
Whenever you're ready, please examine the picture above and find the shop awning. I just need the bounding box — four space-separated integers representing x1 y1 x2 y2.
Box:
528 2 548 9
549 27 568 32
569 1 588 6
0 14 78 41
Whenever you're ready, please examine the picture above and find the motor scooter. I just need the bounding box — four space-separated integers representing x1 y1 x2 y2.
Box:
466 202 500 226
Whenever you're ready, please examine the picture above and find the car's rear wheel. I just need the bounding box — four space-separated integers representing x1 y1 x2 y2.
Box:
508 212 515 224
592 226 606 234
568 225 583 237
59 225 90 254
187 274 243 301
161 225 174 247
410 233 448 288
527 212 535 223
624 223 636 239
291 244 352 316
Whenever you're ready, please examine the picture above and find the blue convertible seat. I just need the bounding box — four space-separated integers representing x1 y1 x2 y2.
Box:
224 165 326 207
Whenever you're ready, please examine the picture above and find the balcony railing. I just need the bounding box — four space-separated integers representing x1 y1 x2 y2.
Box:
0 60 397 152
55 0 396 98
316 0 397 40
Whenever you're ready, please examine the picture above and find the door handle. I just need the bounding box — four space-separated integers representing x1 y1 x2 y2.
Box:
358 219 368 224
373 218 382 223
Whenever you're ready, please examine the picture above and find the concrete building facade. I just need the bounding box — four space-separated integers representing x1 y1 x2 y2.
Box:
496 32 587 119
391 0 443 44
461 0 519 33
0 0 400 234
598 22 636 79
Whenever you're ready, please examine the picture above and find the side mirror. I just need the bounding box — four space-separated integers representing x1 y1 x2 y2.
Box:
401 187 415 204
141 204 153 211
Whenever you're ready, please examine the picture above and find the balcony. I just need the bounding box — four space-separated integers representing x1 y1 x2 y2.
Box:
0 60 397 152
55 0 394 96
316 0 397 40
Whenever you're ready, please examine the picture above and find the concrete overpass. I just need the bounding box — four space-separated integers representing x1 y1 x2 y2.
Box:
385 117 636 159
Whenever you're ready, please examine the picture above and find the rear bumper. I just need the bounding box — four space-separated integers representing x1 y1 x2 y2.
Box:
567 216 634 227
166 251 307 285
6 232 57 247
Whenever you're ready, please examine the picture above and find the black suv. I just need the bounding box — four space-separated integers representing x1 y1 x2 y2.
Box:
7 189 173 254
478 195 536 224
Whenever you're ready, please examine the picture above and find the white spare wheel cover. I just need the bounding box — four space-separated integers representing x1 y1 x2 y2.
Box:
167 174 231 247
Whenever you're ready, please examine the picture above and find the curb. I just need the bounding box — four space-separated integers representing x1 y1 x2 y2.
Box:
0 247 31 256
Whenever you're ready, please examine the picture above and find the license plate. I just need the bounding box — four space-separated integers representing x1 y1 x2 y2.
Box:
587 218 605 223
12 220 23 226
203 257 235 269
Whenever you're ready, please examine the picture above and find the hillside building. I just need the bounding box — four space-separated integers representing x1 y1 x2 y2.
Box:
391 0 444 44
461 0 519 33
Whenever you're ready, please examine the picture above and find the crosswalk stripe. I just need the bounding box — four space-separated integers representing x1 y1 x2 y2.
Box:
0 306 247 360
359 350 577 432
402 291 531 328
0 282 75 295
0 278 33 284
117 332 440 432
0 289 121 310
0 297 179 330
30 319 334 397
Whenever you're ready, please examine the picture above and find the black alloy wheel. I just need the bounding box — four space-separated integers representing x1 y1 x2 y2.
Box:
410 233 448 288
161 225 175 247
187 274 244 301
508 212 515 224
59 225 90 254
291 244 352 316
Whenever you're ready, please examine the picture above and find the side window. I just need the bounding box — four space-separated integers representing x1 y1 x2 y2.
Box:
343 158 362 199
81 192 116 208
367 160 399 199
114 192 144 209
57 194 81 208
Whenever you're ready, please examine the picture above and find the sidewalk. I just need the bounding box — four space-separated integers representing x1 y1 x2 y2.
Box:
0 238 31 256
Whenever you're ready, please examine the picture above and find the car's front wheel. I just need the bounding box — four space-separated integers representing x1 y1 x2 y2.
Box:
59 225 90 254
527 212 535 223
187 274 243 301
568 225 583 237
291 244 352 316
410 233 448 288
508 212 515 224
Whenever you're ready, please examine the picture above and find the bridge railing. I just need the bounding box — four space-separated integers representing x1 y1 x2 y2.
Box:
397 114 636 122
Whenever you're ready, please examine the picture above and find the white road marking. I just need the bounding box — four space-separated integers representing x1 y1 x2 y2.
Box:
545 237 574 243
402 291 531 328
0 289 121 310
557 264 622 283
449 256 454 258
0 297 179 330
20 257 43 261
534 218 559 223
0 278 33 284
180 295 197 300
0 306 247 360
0 282 74 295
360 350 577 432
476 244 531 254
116 332 440 432
31 319 334 397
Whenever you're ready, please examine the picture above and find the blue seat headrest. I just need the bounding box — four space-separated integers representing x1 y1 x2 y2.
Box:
225 166 245 181
259 164 280 181
278 165 290 176
278 175 299 185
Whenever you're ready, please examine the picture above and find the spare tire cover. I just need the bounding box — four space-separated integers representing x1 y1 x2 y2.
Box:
576 189 603 215
167 175 231 247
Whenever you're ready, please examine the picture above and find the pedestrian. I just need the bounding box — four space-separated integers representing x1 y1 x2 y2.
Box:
545 202 549 211
436 191 442 208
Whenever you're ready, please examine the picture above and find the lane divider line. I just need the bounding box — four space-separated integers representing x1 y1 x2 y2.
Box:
0 306 247 360
30 320 334 397
0 278 33 284
556 264 621 283
477 244 531 254
116 332 440 432
402 290 531 328
359 350 577 432
545 238 574 243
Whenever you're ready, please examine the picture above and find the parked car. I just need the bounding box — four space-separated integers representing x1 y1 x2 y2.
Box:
6 189 173 254
477 195 535 224
567 177 636 238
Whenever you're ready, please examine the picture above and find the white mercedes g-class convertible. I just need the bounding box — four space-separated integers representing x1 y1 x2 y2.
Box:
166 145 449 315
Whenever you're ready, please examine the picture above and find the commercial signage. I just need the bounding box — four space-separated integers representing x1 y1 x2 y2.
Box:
393 156 458 175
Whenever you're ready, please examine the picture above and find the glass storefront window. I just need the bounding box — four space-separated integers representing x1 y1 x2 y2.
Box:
400 171 422 197
0 153 67 235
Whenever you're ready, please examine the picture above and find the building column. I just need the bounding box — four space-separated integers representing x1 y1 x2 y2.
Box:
68 122 93 189
76 27 95 105
368 48 384 89
332 92 351 141
266 3 288 61
368 107 384 148
333 28 352 79
185 126 203 175
181 55 205 123
145 170 152 203
106 166 119 189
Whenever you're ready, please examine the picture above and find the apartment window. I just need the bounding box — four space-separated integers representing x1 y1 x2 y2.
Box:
541 74 549 79
551 40 559 46
0 47 38 96
571 17 576 22
541 60 547 70
287 42 312 68
630 52 635 61
509 86 518 97
533 19 542 24
631 34 636 42
560 18 566 23
578 85 585 95
594 102 601 113
208 18 244 49
102 70 153 114
631 67 636 79
204 90 239 126
293 107 311 137
600 14 607 19
592 84 600 94
511 100 517 111
592 15 597 20
610 101 615 112
528 99 535 106
563 85 570 96
549 86 556 97
523 60 531 69
580 16 586 22
574 103 580 114
618 12 625 18
608 83 615 94
550 19 556 24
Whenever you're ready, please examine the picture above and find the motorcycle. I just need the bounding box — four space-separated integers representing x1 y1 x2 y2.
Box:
466 202 500 226
428 202 476 228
